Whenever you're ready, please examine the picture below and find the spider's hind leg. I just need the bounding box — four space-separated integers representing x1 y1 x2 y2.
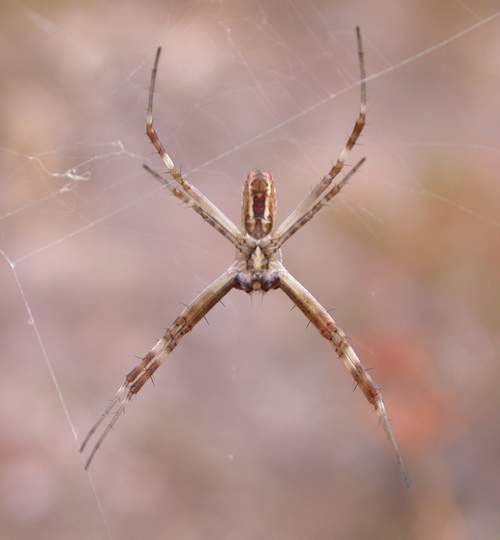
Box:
272 27 367 246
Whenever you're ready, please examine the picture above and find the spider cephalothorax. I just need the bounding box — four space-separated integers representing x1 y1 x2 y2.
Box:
80 28 407 486
235 169 280 292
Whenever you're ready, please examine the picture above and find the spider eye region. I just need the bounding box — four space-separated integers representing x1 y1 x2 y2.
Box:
234 269 280 293
242 170 277 239
233 246 280 293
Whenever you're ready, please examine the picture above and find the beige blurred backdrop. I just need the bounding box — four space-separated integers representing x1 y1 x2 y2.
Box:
1 1 500 539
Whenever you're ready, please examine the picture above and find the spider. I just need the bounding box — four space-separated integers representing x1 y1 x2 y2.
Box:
80 27 407 484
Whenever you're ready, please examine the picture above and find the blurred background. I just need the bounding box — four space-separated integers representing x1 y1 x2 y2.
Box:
1 1 500 538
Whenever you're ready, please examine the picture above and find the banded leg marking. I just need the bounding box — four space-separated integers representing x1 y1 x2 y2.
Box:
80 268 237 469
145 47 243 244
274 27 367 239
277 265 409 486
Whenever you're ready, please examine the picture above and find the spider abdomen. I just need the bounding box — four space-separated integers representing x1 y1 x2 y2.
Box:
241 170 277 239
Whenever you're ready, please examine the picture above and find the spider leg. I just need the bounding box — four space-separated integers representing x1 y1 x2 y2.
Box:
80 267 237 469
146 47 243 244
276 263 409 486
144 165 246 251
268 157 366 252
274 27 366 239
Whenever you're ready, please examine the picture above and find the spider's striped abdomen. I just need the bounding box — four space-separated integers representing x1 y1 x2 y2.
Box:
242 170 276 239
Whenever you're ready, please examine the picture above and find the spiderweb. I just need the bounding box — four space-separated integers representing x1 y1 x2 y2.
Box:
3 1 500 538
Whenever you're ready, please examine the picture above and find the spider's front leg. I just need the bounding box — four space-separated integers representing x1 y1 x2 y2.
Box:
80 267 237 469
276 263 409 486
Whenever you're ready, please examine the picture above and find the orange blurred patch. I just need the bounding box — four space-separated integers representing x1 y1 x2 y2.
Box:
366 333 450 454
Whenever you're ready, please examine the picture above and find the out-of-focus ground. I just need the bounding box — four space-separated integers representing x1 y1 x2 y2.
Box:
1 1 500 539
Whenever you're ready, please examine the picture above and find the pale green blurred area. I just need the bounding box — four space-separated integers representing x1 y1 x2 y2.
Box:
1 1 500 539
